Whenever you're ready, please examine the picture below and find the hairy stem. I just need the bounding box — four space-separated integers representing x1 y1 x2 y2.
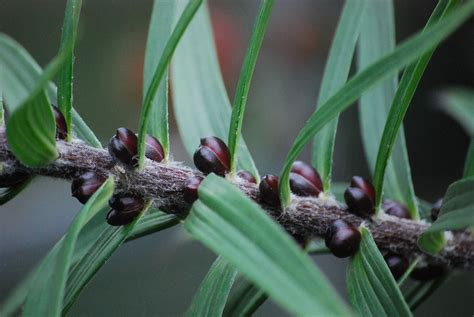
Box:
1 135 473 269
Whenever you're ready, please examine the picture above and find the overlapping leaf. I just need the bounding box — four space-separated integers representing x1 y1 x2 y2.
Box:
171 2 258 176
347 227 412 317
1 208 177 316
312 0 366 191
224 279 267 317
372 0 457 216
23 178 114 317
0 34 101 148
142 0 179 158
185 175 350 316
358 0 418 217
228 0 273 177
57 0 82 138
186 256 237 317
137 0 203 169
418 177 474 254
279 1 474 207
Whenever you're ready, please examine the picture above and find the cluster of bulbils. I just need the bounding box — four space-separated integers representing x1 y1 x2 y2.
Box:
71 127 165 226
0 107 446 281
186 135 446 281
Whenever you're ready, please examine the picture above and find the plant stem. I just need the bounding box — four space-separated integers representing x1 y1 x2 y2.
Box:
0 135 473 269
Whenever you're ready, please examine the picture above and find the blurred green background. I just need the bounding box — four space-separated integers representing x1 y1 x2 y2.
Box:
0 0 472 316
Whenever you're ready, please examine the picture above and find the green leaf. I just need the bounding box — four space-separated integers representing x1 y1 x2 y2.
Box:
228 0 273 176
312 0 366 192
185 174 350 316
278 1 474 207
224 279 267 317
418 177 474 254
62 207 177 313
0 34 101 148
126 209 178 241
372 0 457 216
5 40 75 167
57 0 82 139
0 208 177 316
137 0 203 169
186 256 238 317
357 0 417 218
62 207 150 313
347 227 412 317
171 3 258 177
406 275 448 311
23 178 114 317
439 87 474 136
143 0 178 158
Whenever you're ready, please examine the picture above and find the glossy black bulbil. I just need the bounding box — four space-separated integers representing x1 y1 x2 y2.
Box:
193 136 230 176
344 176 376 217
350 176 375 202
106 194 145 226
52 105 67 140
259 175 280 206
108 127 138 168
71 172 106 204
0 171 30 188
145 134 165 163
106 209 138 226
325 219 361 258
289 161 323 197
383 200 411 219
183 175 204 203
384 253 409 279
109 194 145 213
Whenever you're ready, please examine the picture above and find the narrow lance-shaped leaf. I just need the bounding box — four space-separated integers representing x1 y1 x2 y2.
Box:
62 204 154 314
5 39 74 167
143 0 178 158
312 0 366 192
137 0 203 169
185 175 351 316
0 209 177 316
186 256 238 317
372 0 457 216
228 0 273 177
0 34 101 148
278 1 474 207
22 178 114 317
224 279 267 317
418 177 474 254
171 3 258 176
347 227 412 317
358 0 417 218
57 0 82 140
